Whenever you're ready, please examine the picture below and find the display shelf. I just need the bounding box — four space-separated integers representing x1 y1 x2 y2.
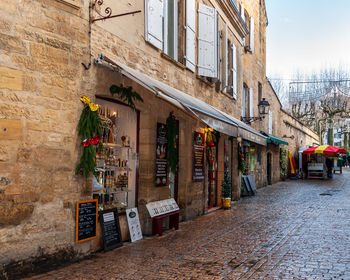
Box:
103 143 131 149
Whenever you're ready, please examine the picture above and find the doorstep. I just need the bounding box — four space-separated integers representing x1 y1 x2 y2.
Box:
207 206 221 213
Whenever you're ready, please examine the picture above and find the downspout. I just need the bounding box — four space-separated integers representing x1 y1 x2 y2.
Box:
82 0 92 70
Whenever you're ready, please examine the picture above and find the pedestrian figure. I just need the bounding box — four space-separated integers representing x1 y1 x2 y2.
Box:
326 157 333 178
342 155 347 167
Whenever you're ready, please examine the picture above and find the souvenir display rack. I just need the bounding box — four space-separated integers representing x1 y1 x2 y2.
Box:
92 104 135 212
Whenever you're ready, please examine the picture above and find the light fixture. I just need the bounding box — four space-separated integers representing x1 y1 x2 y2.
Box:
241 98 270 124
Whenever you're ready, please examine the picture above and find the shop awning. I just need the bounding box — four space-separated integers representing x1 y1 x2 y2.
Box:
219 111 267 146
261 132 288 145
95 54 263 143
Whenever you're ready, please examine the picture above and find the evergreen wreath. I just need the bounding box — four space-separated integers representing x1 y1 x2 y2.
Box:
109 84 143 111
166 112 178 173
76 96 102 180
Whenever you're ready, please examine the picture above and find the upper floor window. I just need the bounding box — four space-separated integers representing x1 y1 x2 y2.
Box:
145 0 196 71
220 25 237 99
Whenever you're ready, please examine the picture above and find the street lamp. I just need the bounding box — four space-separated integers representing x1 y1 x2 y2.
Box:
241 98 270 124
258 98 270 115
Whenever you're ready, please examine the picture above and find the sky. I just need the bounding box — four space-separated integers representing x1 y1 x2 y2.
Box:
265 0 350 79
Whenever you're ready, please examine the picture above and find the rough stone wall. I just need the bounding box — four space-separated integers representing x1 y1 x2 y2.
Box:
0 0 93 268
91 0 245 120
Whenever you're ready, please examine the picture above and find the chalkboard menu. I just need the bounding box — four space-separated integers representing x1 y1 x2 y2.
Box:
99 208 123 251
155 123 168 186
193 132 205 181
76 199 98 243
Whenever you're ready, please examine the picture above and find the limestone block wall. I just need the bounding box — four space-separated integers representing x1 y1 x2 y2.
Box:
0 0 93 268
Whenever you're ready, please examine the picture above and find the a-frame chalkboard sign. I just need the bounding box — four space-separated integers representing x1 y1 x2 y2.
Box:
76 199 98 243
99 208 123 251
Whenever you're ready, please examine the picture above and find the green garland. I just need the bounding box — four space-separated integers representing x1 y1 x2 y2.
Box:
76 96 102 180
280 147 288 179
166 112 178 173
110 84 143 111
238 142 245 173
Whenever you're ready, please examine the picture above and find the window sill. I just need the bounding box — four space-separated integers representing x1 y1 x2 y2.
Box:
161 53 186 70
220 90 235 100
196 75 215 88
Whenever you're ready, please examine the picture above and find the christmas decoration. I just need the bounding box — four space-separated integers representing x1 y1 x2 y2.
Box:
109 84 143 111
238 142 245 173
76 96 102 180
205 128 220 169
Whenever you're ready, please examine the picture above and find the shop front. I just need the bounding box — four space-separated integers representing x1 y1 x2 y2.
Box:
77 55 246 248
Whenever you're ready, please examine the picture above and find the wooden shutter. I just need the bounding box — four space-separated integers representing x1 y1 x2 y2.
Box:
197 3 217 78
185 0 196 72
232 43 237 99
250 17 254 52
223 24 228 91
242 86 246 117
249 88 253 117
240 3 245 22
145 0 164 50
269 110 273 134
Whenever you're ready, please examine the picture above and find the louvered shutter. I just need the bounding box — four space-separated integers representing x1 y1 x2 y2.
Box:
223 24 228 91
242 86 246 117
250 17 254 52
198 3 217 78
240 3 245 22
249 88 253 117
269 110 273 134
185 0 196 72
232 43 237 99
145 0 164 50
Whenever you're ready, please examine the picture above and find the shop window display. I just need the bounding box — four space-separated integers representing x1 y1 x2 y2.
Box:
93 98 138 212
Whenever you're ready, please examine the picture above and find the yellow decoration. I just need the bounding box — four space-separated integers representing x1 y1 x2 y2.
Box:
80 95 90 104
89 102 99 111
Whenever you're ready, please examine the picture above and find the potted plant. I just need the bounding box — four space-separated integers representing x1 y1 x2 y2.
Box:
221 167 232 209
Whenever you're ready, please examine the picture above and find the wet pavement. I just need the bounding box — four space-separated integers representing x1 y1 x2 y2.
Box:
26 169 350 280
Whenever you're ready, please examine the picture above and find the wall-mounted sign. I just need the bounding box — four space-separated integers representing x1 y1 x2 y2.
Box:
99 208 123 251
126 208 143 243
146 198 179 218
76 199 98 243
193 132 205 181
155 123 168 186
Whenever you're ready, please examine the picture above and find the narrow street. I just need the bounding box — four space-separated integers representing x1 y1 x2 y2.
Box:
26 170 350 280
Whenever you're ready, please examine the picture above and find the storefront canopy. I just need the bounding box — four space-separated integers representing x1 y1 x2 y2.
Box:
95 54 266 145
261 132 288 145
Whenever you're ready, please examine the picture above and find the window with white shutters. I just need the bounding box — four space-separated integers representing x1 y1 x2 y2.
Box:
164 0 178 60
185 0 196 72
250 17 254 53
249 88 253 117
145 0 164 50
232 43 237 99
197 3 218 78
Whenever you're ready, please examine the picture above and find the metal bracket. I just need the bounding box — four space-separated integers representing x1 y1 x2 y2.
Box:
92 0 141 23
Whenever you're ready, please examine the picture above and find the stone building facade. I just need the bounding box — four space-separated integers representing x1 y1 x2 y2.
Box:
0 0 318 277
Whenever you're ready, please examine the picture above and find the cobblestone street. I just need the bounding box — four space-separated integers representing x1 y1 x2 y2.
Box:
26 170 350 280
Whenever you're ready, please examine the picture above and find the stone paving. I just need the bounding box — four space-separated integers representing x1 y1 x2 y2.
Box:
26 169 350 280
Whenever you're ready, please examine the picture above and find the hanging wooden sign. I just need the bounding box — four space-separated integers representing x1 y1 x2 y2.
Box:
76 199 98 243
155 123 168 186
193 132 205 181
